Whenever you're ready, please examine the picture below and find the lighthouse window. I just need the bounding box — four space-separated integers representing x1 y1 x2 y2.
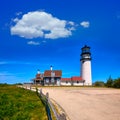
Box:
82 61 85 63
83 49 90 53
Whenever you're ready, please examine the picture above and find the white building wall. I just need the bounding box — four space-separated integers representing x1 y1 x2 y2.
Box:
61 82 71 86
81 60 92 85
73 82 84 86
61 81 84 86
56 80 61 86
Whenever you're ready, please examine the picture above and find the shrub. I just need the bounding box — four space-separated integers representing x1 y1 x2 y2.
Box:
0 85 47 120
94 81 105 87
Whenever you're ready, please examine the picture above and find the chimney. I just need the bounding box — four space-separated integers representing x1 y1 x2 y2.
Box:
37 69 40 74
50 65 53 71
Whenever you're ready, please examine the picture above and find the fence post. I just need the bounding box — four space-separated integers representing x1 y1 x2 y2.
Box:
46 92 49 101
45 92 52 120
40 89 42 95
36 87 38 93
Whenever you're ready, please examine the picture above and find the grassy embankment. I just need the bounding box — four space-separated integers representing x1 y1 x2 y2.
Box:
0 84 47 120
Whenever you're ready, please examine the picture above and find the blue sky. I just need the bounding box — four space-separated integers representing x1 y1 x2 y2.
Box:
0 0 120 84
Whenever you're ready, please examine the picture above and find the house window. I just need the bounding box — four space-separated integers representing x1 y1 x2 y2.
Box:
66 81 68 84
51 78 54 83
46 79 49 83
77 81 79 84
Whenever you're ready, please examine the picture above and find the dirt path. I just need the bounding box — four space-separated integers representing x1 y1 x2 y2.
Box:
41 87 120 120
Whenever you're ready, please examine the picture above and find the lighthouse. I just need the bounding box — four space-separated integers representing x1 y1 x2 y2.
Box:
80 45 92 85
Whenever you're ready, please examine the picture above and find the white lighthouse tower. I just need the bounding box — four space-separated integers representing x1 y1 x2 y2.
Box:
80 45 92 85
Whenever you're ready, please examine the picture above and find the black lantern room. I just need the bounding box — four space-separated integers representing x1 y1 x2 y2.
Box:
80 45 91 61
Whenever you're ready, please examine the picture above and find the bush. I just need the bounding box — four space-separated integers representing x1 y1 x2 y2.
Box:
94 81 105 87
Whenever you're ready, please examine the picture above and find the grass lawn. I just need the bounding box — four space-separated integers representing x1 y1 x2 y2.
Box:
0 84 47 120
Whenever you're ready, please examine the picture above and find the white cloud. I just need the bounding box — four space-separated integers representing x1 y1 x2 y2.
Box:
11 11 75 39
16 12 22 16
27 41 40 45
12 18 19 23
0 61 40 65
68 21 75 26
80 21 90 28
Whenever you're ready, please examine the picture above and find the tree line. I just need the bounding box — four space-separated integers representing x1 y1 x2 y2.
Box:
93 76 120 88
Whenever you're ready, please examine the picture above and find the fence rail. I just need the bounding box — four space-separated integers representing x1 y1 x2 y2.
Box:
21 85 68 120
36 88 52 120
37 88 67 120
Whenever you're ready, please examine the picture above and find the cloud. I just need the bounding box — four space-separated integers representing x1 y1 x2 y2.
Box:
12 18 19 23
68 21 75 26
0 72 13 76
0 72 16 83
27 41 40 45
0 72 25 84
16 12 22 16
80 21 90 28
0 61 40 65
11 11 75 39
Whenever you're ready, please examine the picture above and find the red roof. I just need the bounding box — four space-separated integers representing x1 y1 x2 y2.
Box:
61 78 71 81
34 73 43 81
71 76 83 81
36 74 41 79
44 70 62 77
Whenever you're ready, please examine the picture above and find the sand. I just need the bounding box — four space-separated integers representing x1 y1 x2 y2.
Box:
41 87 120 120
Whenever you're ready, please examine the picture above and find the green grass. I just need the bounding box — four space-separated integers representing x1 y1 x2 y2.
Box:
0 84 47 120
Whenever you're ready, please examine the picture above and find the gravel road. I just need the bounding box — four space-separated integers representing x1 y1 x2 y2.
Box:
41 87 120 120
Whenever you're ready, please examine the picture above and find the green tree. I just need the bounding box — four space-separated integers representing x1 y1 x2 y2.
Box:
113 78 120 88
106 76 113 87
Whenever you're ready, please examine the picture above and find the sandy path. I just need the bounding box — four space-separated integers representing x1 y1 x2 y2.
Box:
41 87 120 120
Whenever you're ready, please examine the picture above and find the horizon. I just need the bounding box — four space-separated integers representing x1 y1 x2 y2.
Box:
0 0 120 84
